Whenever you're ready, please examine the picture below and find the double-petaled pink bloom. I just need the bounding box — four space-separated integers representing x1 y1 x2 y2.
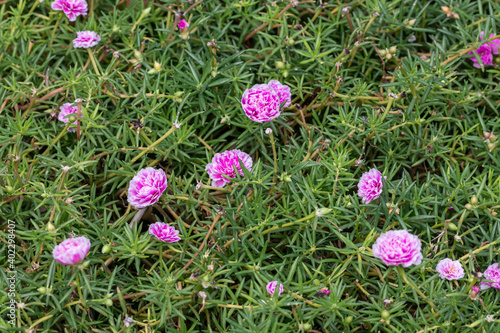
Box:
128 167 168 209
480 263 500 290
205 149 253 187
469 32 500 68
58 103 83 132
435 258 465 280
51 0 88 22
53 236 91 266
241 80 291 123
358 168 384 203
372 230 423 267
149 222 181 243
73 31 101 48
266 281 284 296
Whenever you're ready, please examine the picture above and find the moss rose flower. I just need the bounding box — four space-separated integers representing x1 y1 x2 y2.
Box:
436 258 464 280
241 84 281 122
149 222 181 243
127 167 168 209
58 103 82 132
480 263 500 290
358 168 384 203
52 236 91 266
267 80 291 108
205 149 253 187
73 31 101 48
51 0 88 22
266 281 284 296
372 230 423 267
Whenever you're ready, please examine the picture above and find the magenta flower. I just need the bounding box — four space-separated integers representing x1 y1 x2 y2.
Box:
51 0 88 22
52 236 91 266
357 168 384 204
205 149 253 187
178 19 189 30
372 230 423 267
470 286 480 300
266 281 284 296
435 258 465 280
480 263 500 290
469 32 500 68
127 167 168 209
268 80 292 108
241 84 281 123
320 288 330 296
149 222 181 243
73 31 101 48
58 103 82 132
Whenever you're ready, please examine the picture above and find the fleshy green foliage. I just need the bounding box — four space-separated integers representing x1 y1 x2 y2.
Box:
1 0 500 332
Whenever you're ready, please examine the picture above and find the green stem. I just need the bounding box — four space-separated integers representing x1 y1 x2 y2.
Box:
87 48 100 75
75 271 86 308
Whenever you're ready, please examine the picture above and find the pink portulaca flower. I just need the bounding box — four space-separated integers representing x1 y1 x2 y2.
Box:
52 236 91 266
358 168 384 204
469 32 500 68
480 263 500 290
58 103 82 132
73 31 101 48
178 19 189 30
149 222 181 243
372 230 423 267
470 286 480 300
320 288 330 296
267 80 292 109
51 0 88 22
241 84 281 123
128 167 168 209
205 149 253 187
435 258 465 280
266 281 284 296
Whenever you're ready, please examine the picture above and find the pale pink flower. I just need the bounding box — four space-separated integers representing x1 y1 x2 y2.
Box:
51 0 88 22
469 32 500 68
436 258 465 280
266 281 284 296
127 167 168 209
73 31 101 48
58 103 82 132
52 236 91 266
205 149 253 187
241 84 281 122
480 263 500 290
149 222 181 243
357 168 384 203
372 230 423 267
178 19 189 30
267 80 292 108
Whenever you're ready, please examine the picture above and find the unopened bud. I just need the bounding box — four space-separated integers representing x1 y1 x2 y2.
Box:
408 19 416 26
68 116 76 123
142 7 151 16
378 49 387 57
345 316 353 325
447 222 457 231
154 61 161 71
104 298 113 306
180 33 189 41
38 287 47 294
441 6 450 13
282 69 289 78
465 203 473 210
276 61 285 69
389 46 397 55
5 185 14 194
381 310 390 320
316 208 332 217
47 222 56 232
301 323 312 331
470 195 478 205
102 244 112 254
133 50 143 62
488 142 495 151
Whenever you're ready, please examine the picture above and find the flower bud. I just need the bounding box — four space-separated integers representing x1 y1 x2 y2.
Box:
490 134 497 142
112 25 120 32
488 142 496 152
202 275 210 283
282 69 289 78
102 244 111 254
465 203 473 210
286 38 295 46
378 49 387 57
315 208 332 217
441 6 450 13
301 323 312 331
447 222 457 231
313 279 321 286
389 46 397 55
133 50 143 62
276 61 285 69
180 33 189 41
381 310 390 320
385 53 392 59
408 19 416 26
345 316 353 325
47 222 56 232
68 116 76 123
470 195 478 205
495 57 500 64
81 260 90 268
154 61 161 71
5 185 14 194
38 287 47 294
211 70 217 77
142 7 151 16
104 298 113 306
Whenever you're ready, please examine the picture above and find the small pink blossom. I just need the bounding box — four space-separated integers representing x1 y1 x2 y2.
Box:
319 288 330 296
266 281 284 296
58 103 82 132
470 286 480 300
149 222 181 243
52 236 91 266
435 258 465 280
128 167 168 209
73 31 101 48
51 0 88 22
205 149 253 187
372 230 423 267
267 80 292 108
178 19 189 30
480 263 500 290
469 32 500 68
358 168 384 204
241 84 281 123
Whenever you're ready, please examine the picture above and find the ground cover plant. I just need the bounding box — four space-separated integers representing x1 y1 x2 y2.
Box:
1 0 500 332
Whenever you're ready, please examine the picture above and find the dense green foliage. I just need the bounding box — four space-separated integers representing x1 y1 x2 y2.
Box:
1 0 500 332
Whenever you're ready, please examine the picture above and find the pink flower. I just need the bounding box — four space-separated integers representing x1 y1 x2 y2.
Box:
435 258 465 280
241 84 281 123
52 236 91 266
58 103 82 132
357 168 384 204
266 281 284 296
267 80 292 108
149 222 181 243
320 288 330 296
480 263 500 290
51 0 88 22
205 149 253 187
127 167 168 209
73 31 101 48
470 286 480 300
469 32 500 68
372 230 423 267
178 19 189 30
